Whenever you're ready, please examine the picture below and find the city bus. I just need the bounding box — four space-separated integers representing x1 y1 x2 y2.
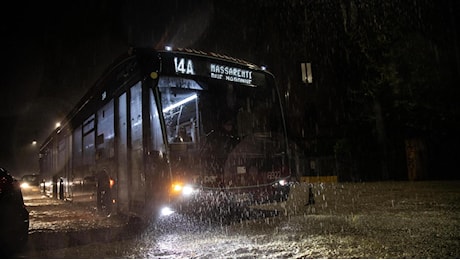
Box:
39 47 292 220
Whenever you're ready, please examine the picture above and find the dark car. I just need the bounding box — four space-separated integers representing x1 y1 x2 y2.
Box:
0 167 29 257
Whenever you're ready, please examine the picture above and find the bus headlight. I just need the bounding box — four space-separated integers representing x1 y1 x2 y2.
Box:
182 185 195 196
171 182 196 197
172 183 183 193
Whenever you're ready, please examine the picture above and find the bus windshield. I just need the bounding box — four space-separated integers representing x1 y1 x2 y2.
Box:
158 75 287 188
159 76 284 143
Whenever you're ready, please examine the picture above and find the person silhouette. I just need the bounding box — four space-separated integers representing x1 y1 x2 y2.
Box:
174 126 192 142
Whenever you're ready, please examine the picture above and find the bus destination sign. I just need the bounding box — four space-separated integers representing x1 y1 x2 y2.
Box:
170 55 261 87
210 64 253 85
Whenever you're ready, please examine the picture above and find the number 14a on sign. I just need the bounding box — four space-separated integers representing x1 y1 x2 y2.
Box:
174 57 195 75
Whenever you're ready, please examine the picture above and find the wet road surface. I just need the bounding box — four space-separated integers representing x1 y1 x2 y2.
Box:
14 181 460 258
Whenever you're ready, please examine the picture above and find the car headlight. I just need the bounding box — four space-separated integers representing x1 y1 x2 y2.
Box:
20 182 30 189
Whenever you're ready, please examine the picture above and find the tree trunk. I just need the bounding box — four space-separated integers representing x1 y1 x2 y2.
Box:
373 99 389 180
405 138 428 181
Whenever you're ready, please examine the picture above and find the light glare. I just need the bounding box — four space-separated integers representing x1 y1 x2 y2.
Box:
163 94 197 113
172 183 183 192
161 207 174 216
182 185 195 196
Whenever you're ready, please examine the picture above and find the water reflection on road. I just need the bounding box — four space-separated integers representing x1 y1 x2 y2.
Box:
21 181 460 258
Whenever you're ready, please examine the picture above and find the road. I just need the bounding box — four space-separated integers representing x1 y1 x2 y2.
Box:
15 180 460 258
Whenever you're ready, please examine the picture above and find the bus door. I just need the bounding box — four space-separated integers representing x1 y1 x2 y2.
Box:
117 82 146 215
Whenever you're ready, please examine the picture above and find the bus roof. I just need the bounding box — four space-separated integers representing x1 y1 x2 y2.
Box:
160 48 261 70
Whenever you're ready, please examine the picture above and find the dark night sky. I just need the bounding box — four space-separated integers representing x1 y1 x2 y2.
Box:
0 0 214 175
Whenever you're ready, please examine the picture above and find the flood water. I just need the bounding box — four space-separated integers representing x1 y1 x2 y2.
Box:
20 181 460 258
